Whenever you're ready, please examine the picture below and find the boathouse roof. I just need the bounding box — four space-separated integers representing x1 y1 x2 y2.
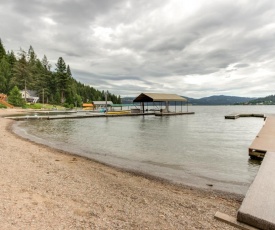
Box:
133 93 187 102
93 101 113 105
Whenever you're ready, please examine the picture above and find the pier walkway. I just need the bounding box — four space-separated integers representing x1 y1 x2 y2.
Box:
6 110 196 120
5 112 156 120
217 116 275 229
237 151 275 229
249 116 275 158
237 117 275 229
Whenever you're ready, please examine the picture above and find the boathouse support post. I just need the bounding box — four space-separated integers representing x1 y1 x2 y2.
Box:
165 101 169 112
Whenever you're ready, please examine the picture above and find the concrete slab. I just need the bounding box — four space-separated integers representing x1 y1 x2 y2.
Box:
237 152 275 229
249 117 275 156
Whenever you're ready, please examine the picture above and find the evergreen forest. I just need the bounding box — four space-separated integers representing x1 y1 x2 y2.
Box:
0 39 121 107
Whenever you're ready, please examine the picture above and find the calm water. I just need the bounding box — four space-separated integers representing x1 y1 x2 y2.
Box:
14 106 274 195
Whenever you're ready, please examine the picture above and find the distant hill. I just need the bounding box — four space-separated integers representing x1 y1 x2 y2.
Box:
244 95 275 105
121 97 135 104
122 95 255 105
185 95 255 105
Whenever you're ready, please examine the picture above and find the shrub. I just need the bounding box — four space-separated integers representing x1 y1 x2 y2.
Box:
24 103 43 109
8 86 25 107
63 103 74 109
0 103 7 109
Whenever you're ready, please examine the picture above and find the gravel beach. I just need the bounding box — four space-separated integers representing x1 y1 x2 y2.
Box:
0 109 241 229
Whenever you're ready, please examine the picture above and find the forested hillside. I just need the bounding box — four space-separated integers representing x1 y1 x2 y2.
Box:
244 95 275 105
122 95 254 105
0 39 121 106
185 95 254 105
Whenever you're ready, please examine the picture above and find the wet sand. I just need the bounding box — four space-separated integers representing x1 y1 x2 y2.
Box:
0 109 241 229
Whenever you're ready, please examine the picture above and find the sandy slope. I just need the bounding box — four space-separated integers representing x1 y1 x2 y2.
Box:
0 109 241 229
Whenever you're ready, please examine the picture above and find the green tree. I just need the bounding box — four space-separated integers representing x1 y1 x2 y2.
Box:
0 38 6 60
12 50 31 95
34 55 52 103
0 56 11 93
55 57 68 103
5 51 17 92
6 51 16 67
41 55 51 71
8 86 25 106
26 46 39 89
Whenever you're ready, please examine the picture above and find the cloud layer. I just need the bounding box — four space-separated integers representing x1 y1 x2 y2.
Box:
1 0 275 98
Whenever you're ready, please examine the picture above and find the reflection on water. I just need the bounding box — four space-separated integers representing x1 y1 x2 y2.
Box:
248 158 262 167
16 105 274 194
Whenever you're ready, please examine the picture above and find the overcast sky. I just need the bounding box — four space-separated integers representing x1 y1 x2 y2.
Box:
1 0 275 98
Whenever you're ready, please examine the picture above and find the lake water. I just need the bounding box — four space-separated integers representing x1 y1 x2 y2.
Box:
14 105 275 195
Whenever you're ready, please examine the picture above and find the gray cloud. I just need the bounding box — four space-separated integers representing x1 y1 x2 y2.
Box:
1 0 275 98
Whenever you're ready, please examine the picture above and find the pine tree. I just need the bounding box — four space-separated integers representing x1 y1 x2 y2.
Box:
12 50 31 96
0 38 6 60
26 46 39 90
6 51 16 69
65 65 76 105
41 55 51 71
0 56 12 93
55 57 68 103
8 86 25 106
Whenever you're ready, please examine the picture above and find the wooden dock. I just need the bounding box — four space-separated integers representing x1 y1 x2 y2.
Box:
155 111 195 116
225 113 265 119
6 110 196 120
5 112 156 121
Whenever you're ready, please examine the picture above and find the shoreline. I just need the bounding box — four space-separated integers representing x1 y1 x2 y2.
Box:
0 109 241 229
10 118 249 200
11 119 244 201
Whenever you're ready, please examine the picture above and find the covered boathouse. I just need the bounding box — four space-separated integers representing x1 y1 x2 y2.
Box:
133 93 193 115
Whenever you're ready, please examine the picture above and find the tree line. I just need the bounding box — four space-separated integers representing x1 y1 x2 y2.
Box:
0 39 121 107
235 95 275 105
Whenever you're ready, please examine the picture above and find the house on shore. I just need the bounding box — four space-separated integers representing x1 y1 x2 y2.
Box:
20 90 39 103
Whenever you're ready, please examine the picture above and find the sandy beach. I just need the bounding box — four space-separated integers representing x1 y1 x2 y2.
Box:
0 109 242 229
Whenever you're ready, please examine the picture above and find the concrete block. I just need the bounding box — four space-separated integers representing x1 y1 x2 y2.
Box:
237 152 275 229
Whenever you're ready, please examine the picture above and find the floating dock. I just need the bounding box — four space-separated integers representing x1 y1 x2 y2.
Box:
6 110 196 120
225 113 265 119
155 112 195 116
5 112 156 121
